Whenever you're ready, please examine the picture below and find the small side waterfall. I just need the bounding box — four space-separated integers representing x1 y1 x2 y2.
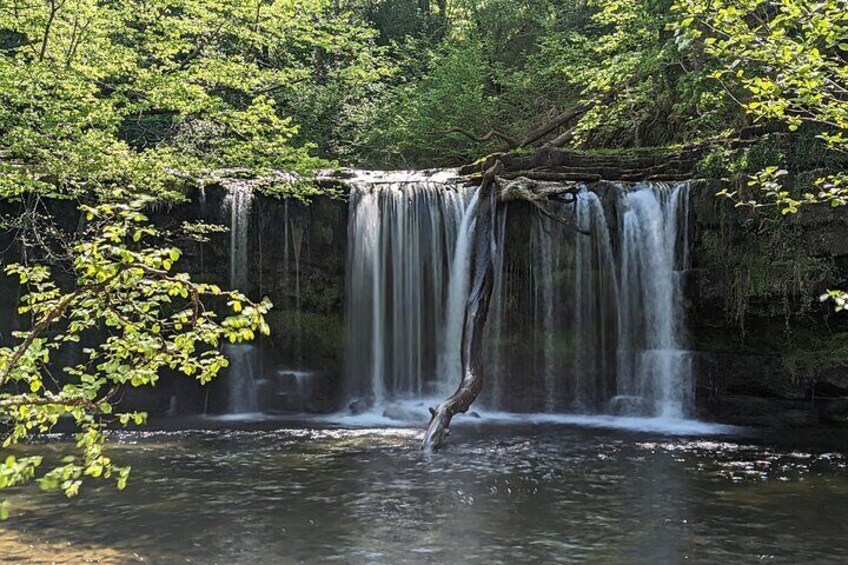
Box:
223 185 260 414
290 216 305 362
343 171 473 408
223 344 259 413
228 186 252 290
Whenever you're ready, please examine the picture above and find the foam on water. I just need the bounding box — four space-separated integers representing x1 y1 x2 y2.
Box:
203 412 270 422
321 399 741 436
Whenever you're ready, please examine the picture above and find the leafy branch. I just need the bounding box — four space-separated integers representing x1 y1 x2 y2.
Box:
0 195 272 517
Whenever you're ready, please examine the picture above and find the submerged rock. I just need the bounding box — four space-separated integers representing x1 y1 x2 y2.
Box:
609 395 650 416
349 398 370 415
381 406 408 421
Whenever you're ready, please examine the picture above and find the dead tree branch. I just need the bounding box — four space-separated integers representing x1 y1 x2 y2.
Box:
423 161 502 451
423 167 590 450
434 127 520 148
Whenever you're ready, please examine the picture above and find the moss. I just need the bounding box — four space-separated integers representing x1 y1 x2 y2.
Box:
693 134 788 182
695 146 730 179
787 130 848 173
784 332 848 382
576 145 683 158
266 309 343 365
297 269 343 314
697 191 836 338
740 134 788 173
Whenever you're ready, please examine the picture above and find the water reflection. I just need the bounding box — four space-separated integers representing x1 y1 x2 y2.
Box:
2 424 847 564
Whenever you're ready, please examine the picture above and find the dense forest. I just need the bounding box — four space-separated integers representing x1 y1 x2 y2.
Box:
1 0 847 519
2 0 843 178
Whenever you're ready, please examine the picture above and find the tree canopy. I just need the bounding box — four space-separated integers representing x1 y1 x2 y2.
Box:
0 0 388 199
673 0 848 307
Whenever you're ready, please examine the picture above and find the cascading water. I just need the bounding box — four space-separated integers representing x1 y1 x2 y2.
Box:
486 186 619 413
614 182 692 418
222 185 260 414
343 171 473 410
571 188 618 412
438 190 480 396
532 218 558 411
482 207 509 409
227 185 252 291
342 174 693 422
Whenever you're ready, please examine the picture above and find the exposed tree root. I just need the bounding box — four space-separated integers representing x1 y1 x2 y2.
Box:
497 176 588 234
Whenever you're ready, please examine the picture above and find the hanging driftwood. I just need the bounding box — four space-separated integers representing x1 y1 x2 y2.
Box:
423 163 587 450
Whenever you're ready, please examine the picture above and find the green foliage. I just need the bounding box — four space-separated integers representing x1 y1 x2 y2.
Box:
674 0 848 211
339 0 740 166
5 0 827 172
0 196 271 514
0 0 389 198
346 38 497 167
674 0 848 308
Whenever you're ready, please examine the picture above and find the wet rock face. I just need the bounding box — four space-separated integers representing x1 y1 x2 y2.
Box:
699 394 821 427
0 185 350 416
174 185 348 414
687 181 848 425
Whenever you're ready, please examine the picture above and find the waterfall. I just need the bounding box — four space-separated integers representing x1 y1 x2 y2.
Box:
572 189 618 412
290 216 305 362
439 189 480 396
341 175 693 420
483 207 509 409
228 186 252 290
532 218 558 412
614 182 692 418
223 185 259 414
222 344 259 413
343 171 473 408
482 187 621 413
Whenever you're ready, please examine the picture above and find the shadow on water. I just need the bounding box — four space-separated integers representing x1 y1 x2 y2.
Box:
2 421 848 564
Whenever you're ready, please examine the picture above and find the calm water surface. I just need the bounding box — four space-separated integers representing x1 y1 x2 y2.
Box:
2 420 847 564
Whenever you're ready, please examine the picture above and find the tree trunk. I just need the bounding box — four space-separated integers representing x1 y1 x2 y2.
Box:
422 168 584 450
519 102 593 147
423 162 502 451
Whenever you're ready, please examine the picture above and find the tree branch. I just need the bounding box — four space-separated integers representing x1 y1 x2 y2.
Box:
431 127 520 148
423 161 502 450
